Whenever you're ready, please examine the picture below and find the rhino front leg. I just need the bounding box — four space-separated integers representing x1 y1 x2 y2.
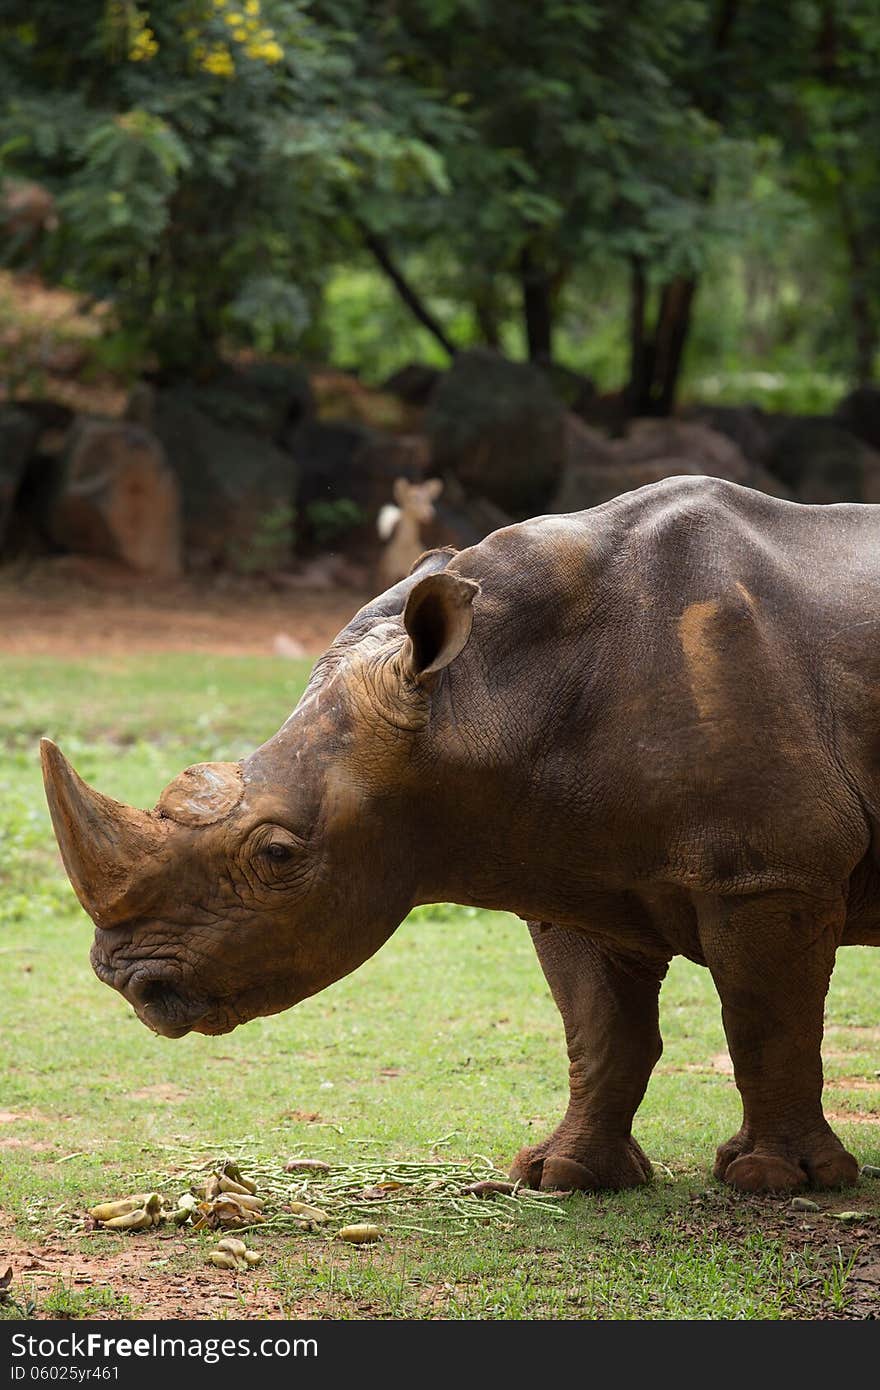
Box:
511 921 669 1191
699 891 859 1193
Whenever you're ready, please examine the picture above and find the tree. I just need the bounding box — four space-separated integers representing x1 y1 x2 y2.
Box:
786 1 880 384
0 0 456 371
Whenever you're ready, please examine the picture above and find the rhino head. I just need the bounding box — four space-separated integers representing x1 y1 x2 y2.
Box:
42 557 478 1039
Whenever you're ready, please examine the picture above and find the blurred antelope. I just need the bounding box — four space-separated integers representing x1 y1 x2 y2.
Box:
376 477 442 589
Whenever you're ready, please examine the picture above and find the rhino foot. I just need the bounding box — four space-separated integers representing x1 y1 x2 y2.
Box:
714 1125 860 1192
510 1134 654 1192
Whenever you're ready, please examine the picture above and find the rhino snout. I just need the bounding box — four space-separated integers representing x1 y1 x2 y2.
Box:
123 970 205 1038
91 945 209 1038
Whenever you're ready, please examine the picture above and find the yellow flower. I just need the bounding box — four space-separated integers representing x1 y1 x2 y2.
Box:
244 0 260 13
203 46 235 76
232 26 247 40
246 38 283 63
129 27 158 61
226 10 244 21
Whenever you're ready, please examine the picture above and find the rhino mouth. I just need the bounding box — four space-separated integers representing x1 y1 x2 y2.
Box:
91 951 214 1039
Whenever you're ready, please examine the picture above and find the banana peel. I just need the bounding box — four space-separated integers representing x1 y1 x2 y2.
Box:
90 1193 162 1229
102 1208 153 1232
209 1237 263 1272
336 1224 382 1244
287 1201 330 1223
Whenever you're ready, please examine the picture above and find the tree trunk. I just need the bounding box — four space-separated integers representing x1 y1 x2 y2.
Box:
652 276 698 416
840 202 878 386
620 0 740 418
520 247 554 362
625 270 697 417
473 287 501 349
626 257 650 415
358 224 458 359
816 2 877 384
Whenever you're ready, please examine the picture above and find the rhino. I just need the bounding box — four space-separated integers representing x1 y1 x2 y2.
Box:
42 476 880 1194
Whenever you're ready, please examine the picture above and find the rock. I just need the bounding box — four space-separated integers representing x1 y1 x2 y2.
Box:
382 363 444 407
14 398 75 455
173 362 313 440
762 416 880 503
684 404 773 465
290 423 431 555
616 419 755 481
124 382 157 429
575 388 629 436
0 407 39 552
834 386 880 452
1 179 58 244
154 384 296 571
310 369 410 431
425 349 566 517
552 454 705 514
49 418 182 577
563 414 618 469
549 413 790 515
616 418 789 498
353 434 433 513
536 360 597 416
425 473 514 550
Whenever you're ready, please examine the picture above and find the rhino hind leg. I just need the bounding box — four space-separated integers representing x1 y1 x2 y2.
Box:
511 921 669 1192
699 890 860 1193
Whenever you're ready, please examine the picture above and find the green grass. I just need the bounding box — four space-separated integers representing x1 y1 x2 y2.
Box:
1 653 878 1320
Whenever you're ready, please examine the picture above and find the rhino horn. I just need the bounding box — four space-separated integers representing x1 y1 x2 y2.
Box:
40 738 165 928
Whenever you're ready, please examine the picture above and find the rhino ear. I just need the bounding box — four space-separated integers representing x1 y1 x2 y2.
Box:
402 571 479 687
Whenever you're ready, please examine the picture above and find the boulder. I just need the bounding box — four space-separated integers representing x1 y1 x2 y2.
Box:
536 360 597 416
0 407 39 551
49 418 182 577
290 422 432 555
834 386 880 453
170 362 313 440
549 413 790 515
617 418 789 497
153 383 297 571
424 473 514 551
616 419 755 481
552 454 706 514
309 369 411 431
762 416 880 503
684 404 773 465
382 363 444 407
425 349 565 517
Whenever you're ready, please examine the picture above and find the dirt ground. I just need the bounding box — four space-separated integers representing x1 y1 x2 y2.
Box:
0 1214 300 1321
0 558 370 659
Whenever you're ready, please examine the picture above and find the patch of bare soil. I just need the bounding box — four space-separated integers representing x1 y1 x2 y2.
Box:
0 1229 292 1320
674 1187 880 1319
0 560 370 658
125 1085 190 1103
825 1111 880 1125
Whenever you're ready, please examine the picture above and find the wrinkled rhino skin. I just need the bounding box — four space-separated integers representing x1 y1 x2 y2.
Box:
43 476 880 1195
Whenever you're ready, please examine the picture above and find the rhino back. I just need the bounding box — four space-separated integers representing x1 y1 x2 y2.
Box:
441 476 880 895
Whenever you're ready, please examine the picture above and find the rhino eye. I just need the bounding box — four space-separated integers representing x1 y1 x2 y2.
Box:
262 842 293 863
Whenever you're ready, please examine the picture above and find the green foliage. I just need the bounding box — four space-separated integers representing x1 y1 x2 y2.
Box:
304 496 364 545
227 501 297 573
1 1 878 392
0 0 460 369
